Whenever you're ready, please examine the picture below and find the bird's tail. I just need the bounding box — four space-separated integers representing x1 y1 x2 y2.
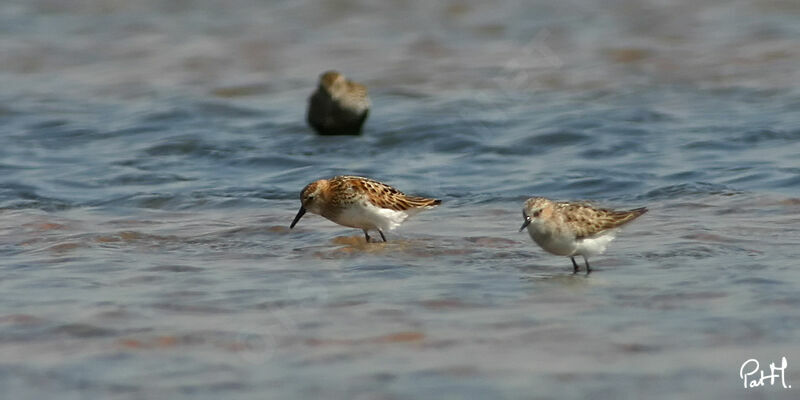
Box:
406 197 441 209
614 207 647 225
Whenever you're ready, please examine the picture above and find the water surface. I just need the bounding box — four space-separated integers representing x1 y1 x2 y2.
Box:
1 0 799 399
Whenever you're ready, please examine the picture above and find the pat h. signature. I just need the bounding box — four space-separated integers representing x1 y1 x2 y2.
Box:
740 357 791 389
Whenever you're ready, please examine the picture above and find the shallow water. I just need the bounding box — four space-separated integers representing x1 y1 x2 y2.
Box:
1 0 799 399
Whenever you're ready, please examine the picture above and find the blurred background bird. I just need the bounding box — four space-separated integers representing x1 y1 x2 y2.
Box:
307 70 370 135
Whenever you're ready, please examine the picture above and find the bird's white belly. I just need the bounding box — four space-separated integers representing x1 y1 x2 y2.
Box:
574 231 617 258
332 202 409 231
526 220 619 258
527 224 577 256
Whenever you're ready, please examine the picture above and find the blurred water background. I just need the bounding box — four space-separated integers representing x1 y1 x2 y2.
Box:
1 0 799 398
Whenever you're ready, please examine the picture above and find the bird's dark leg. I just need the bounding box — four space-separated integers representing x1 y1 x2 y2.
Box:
584 256 591 275
571 257 579 274
363 230 371 243
378 229 387 242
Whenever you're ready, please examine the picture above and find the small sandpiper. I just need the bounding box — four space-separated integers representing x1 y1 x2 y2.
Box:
290 176 440 242
307 70 370 135
520 197 647 274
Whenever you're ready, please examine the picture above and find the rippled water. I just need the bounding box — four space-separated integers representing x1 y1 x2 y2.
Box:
1 0 799 399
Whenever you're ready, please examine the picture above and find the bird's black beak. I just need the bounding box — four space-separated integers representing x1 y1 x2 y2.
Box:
290 207 306 229
519 210 531 232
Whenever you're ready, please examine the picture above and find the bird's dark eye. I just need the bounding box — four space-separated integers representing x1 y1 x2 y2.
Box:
533 210 540 217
